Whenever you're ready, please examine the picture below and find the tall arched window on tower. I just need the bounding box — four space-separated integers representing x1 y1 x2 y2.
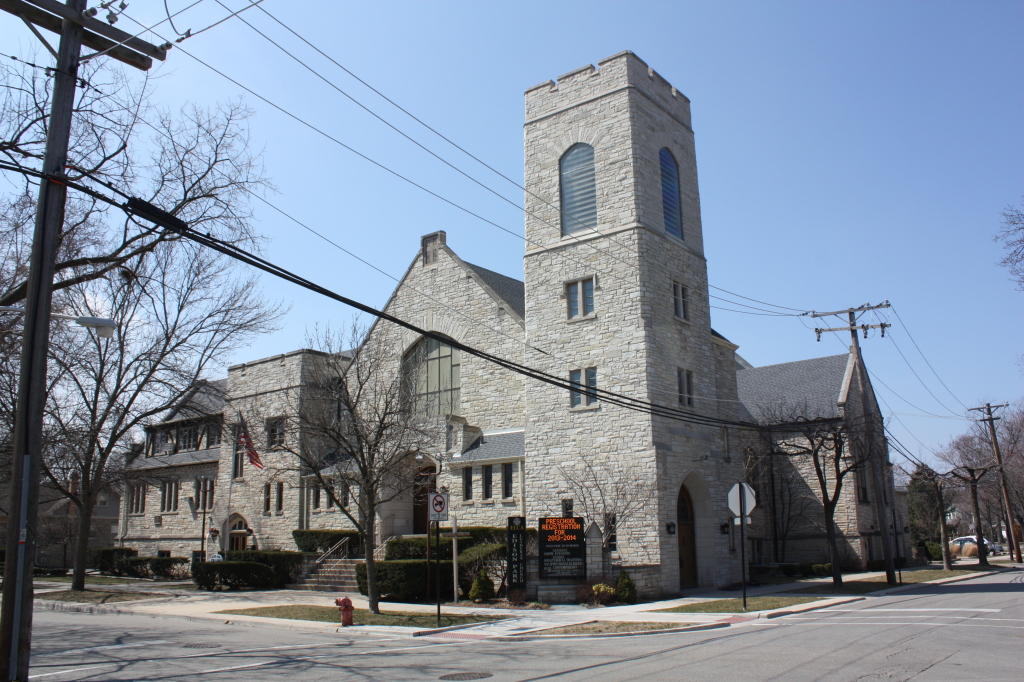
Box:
659 148 683 239
403 336 461 416
560 143 597 235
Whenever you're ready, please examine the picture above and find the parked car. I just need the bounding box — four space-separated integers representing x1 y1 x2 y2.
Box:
951 536 1002 555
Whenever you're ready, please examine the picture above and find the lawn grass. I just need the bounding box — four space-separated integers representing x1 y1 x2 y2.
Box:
537 621 696 635
792 567 983 595
214 605 502 629
33 575 158 585
35 589 166 604
655 596 822 613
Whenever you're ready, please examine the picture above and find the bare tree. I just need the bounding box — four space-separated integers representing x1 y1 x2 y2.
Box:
996 196 1024 290
40 240 280 591
557 452 656 573
273 324 443 614
744 437 819 563
0 58 269 308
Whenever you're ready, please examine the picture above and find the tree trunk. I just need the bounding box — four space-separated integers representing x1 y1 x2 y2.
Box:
71 501 95 591
969 479 988 567
823 503 843 586
936 482 952 571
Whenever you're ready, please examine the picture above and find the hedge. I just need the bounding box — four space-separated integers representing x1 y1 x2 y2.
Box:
33 567 68 577
149 557 190 579
356 560 454 602
385 538 454 561
88 547 138 574
116 556 153 578
226 550 304 587
291 529 362 554
866 557 908 572
192 561 276 591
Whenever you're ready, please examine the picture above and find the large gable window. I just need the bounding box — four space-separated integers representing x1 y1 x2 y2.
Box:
560 143 597 235
404 337 461 416
660 148 683 239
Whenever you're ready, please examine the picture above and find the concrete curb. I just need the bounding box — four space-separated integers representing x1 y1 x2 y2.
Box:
761 596 865 619
412 618 513 637
491 621 730 641
866 568 1008 596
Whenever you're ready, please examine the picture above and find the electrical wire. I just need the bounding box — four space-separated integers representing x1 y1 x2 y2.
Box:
79 0 207 63
890 305 968 411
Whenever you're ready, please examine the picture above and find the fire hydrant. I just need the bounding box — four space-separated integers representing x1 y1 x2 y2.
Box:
335 597 354 626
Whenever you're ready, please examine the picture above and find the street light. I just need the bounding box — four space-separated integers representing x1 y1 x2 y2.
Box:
0 306 117 338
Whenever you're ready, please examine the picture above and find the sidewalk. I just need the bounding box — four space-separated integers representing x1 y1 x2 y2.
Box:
34 561 1016 639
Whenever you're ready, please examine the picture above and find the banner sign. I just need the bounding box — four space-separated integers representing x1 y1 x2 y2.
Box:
538 516 585 579
507 516 527 590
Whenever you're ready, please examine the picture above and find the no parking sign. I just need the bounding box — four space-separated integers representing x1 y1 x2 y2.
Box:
428 492 449 522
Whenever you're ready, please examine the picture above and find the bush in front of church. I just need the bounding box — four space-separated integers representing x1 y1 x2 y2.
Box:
355 560 455 602
469 569 496 602
291 529 362 554
192 561 276 590
226 550 305 587
87 546 138 574
615 570 637 603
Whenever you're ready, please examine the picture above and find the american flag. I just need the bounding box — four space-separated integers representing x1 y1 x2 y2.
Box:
237 412 264 470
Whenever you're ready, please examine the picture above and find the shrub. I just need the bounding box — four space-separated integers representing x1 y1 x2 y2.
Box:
116 556 152 578
469 569 496 602
148 557 190 580
385 538 454 561
355 560 454 602
811 563 831 576
780 564 798 577
926 542 943 560
192 561 276 591
592 583 617 604
88 547 138 574
507 588 527 606
948 542 962 556
291 529 361 554
457 542 505 586
798 562 814 577
225 551 305 587
615 570 637 604
32 567 68 577
961 543 978 557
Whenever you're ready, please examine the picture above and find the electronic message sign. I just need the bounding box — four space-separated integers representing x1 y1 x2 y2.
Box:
538 516 585 579
507 516 527 590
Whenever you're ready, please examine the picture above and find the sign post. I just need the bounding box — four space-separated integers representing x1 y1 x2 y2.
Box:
728 483 757 611
507 516 527 593
428 493 449 627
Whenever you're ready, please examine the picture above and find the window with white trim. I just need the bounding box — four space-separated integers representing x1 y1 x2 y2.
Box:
266 418 286 448
566 277 595 319
160 479 179 513
672 281 689 321
570 368 598 407
677 368 694 407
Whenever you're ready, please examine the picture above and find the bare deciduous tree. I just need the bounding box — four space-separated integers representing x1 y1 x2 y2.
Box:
557 452 656 573
996 196 1024 291
273 324 443 614
41 241 280 591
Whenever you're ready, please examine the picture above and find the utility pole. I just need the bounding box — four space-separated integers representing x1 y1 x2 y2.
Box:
969 403 1021 563
0 3 163 679
811 302 897 585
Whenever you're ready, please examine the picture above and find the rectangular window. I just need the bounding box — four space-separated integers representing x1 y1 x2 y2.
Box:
503 462 514 499
566 278 595 319
194 478 214 511
207 422 222 448
571 368 598 407
604 512 617 551
157 550 171 558
97 492 108 507
857 472 870 504
463 467 473 501
178 425 198 452
482 465 493 500
672 281 690 320
263 483 271 513
327 483 336 508
266 418 286 448
153 430 172 455
160 480 179 513
276 482 284 512
678 368 694 407
311 485 321 510
128 484 146 514
338 480 350 507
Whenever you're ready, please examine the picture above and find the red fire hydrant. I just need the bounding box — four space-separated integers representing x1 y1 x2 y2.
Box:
335 597 354 626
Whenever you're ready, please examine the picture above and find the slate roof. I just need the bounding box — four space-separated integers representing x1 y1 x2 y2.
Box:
457 430 525 463
463 262 525 319
157 379 227 423
736 353 851 423
129 448 221 471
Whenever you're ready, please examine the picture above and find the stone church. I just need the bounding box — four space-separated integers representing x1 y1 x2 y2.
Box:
121 52 904 597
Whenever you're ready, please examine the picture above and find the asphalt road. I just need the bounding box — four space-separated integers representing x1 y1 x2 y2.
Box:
27 570 1024 681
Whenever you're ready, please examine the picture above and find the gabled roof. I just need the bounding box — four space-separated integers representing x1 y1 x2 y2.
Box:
129 448 221 470
463 262 526 320
736 353 852 423
156 379 227 424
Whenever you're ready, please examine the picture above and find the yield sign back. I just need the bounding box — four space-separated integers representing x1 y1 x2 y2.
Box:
728 482 756 516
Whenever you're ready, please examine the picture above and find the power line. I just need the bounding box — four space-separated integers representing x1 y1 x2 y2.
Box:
890 305 968 411
873 310 961 417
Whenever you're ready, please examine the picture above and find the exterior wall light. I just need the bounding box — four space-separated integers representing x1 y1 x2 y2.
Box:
666 522 676 535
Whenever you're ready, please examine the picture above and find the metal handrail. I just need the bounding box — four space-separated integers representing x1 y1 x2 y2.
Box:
316 537 349 564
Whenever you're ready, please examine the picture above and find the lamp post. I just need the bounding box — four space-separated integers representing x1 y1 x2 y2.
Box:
0 306 117 338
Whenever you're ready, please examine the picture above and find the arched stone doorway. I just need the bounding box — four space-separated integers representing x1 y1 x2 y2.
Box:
228 515 250 552
677 486 698 589
412 466 436 535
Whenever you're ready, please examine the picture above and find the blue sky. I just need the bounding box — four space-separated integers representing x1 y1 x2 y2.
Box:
3 1 1021 463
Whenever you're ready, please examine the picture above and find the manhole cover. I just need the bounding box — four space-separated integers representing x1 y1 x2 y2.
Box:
181 643 221 649
439 674 493 681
